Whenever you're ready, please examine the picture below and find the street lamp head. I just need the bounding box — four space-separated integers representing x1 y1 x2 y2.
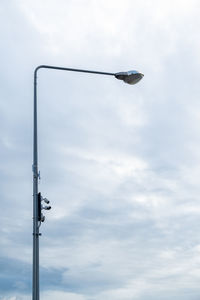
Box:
115 70 144 85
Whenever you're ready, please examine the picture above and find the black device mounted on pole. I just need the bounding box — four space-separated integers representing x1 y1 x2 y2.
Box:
37 192 51 223
37 193 42 222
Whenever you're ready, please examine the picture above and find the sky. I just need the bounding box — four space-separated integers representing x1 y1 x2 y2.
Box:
1 0 200 299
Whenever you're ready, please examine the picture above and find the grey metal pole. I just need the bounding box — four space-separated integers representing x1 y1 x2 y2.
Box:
32 65 143 300
33 69 39 300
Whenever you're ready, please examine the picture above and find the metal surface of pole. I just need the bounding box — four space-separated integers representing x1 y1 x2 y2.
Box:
32 65 143 300
33 69 39 300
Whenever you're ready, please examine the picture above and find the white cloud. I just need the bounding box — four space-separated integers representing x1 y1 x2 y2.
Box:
41 290 85 300
1 0 200 299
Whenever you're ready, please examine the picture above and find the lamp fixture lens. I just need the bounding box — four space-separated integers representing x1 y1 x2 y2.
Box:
115 70 144 85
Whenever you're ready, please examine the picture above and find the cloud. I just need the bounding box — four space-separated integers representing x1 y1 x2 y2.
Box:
1 0 200 299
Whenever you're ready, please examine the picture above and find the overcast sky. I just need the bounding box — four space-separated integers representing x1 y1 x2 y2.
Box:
1 0 200 299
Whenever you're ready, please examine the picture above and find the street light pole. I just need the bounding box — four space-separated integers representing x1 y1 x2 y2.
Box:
32 65 143 300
